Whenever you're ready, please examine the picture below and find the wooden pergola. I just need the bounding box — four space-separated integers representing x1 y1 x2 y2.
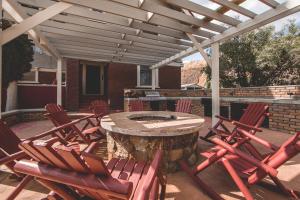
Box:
1 0 299 124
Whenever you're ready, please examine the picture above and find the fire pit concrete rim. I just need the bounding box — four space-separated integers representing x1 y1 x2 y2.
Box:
101 111 205 137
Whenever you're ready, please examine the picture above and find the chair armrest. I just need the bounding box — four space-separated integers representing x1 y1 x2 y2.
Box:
236 128 279 151
211 138 278 177
232 121 262 132
0 151 27 165
135 150 163 200
14 160 133 199
215 115 232 122
83 142 99 154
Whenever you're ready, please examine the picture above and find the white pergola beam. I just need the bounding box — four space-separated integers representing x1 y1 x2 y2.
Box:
2 0 61 58
259 0 280 8
60 0 213 39
1 2 72 45
112 0 226 33
211 0 256 19
164 0 241 26
2 0 60 58
151 0 300 69
40 21 189 50
18 0 196 40
211 43 220 126
186 33 212 67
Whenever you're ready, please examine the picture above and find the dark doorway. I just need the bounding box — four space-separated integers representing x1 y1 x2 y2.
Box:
86 65 101 94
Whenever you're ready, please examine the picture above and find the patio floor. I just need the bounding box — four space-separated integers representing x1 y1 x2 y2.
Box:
1 117 299 200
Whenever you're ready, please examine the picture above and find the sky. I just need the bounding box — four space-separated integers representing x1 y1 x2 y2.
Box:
182 0 300 63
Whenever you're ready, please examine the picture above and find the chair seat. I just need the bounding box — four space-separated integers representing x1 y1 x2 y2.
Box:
209 128 230 137
200 147 257 177
82 126 100 135
106 158 158 200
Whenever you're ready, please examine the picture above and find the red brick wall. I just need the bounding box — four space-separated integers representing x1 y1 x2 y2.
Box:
159 67 181 89
66 60 181 110
107 63 137 109
18 85 65 109
66 59 80 111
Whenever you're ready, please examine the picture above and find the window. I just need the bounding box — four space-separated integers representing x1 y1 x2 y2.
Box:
137 65 159 88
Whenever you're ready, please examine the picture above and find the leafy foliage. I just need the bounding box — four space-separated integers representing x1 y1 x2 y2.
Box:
202 20 300 87
1 19 34 88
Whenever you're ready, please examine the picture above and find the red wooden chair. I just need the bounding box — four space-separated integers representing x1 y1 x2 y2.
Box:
201 103 269 142
180 130 300 200
89 100 110 125
14 125 166 200
175 99 192 113
0 120 33 200
128 100 144 112
45 104 105 144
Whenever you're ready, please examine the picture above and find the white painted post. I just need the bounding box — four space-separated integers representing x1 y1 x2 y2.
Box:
57 58 63 105
211 42 220 126
35 67 39 82
151 69 156 90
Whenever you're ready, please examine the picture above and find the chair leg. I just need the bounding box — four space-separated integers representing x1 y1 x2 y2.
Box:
179 160 224 200
158 171 167 200
6 175 33 200
221 158 254 200
270 175 300 199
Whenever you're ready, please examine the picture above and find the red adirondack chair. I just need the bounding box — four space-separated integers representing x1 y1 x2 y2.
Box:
128 100 144 112
89 100 110 126
14 125 166 200
45 104 105 144
175 99 192 113
180 130 300 200
201 103 269 142
0 120 33 200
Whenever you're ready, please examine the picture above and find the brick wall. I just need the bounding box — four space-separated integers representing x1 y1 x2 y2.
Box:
269 104 300 134
107 63 137 109
125 85 300 99
159 67 181 89
125 85 300 134
66 59 80 111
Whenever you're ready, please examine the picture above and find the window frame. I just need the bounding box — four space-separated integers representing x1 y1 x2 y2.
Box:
136 65 159 88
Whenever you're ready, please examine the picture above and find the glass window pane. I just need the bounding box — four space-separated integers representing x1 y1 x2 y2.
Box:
140 65 152 86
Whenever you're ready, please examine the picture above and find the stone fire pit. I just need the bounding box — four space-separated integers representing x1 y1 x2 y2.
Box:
101 111 205 172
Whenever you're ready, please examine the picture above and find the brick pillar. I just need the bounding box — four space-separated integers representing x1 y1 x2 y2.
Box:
66 59 80 111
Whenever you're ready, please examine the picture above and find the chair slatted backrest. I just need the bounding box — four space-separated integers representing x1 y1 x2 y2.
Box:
248 132 300 185
0 120 23 170
19 138 116 199
175 99 192 113
90 100 110 116
45 104 72 126
129 100 144 112
239 103 268 127
0 120 21 155
45 104 75 138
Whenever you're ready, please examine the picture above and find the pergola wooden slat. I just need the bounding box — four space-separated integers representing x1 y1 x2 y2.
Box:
0 0 299 123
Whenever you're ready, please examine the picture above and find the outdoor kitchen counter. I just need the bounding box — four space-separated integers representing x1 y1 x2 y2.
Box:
101 111 205 172
124 96 300 104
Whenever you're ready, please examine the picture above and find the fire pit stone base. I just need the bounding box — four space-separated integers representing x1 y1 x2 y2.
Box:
107 131 199 173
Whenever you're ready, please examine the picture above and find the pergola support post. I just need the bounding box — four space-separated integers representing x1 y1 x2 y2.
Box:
151 69 156 90
57 58 63 105
211 42 220 126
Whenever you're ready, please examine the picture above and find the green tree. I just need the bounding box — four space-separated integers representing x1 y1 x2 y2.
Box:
202 20 300 87
1 19 34 88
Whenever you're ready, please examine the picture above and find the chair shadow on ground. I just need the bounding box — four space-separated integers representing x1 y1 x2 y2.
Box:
0 170 49 194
